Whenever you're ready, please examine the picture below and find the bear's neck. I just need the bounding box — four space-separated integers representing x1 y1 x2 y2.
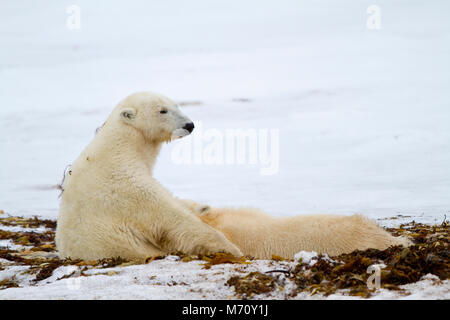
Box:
142 141 162 173
98 125 163 175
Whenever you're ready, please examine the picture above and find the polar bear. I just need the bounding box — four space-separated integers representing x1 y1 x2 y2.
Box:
55 92 243 261
183 202 411 259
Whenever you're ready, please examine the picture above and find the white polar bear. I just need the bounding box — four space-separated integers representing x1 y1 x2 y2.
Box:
55 92 243 261
183 203 411 259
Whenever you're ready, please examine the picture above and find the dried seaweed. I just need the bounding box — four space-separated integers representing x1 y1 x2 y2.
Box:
2 214 448 298
0 277 19 289
34 262 62 282
227 221 449 298
0 215 56 229
0 215 133 285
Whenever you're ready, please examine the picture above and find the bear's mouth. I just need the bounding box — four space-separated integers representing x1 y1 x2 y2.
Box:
171 128 191 140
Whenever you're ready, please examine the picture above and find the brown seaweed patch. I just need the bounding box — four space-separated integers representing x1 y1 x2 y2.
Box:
0 215 56 229
227 272 277 298
227 221 449 298
0 215 137 285
0 277 20 289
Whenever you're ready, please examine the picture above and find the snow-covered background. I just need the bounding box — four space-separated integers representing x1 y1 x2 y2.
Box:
2 1 449 222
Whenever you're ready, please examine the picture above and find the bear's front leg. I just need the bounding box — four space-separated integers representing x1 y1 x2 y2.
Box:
154 208 242 257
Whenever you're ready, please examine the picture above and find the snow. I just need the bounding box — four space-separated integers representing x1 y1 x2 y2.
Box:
0 225 49 233
325 274 450 300
1 254 448 300
1 0 449 299
0 256 290 300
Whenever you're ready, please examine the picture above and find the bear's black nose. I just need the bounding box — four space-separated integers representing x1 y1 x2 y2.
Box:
183 122 195 133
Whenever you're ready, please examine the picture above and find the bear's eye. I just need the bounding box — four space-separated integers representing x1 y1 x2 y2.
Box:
160 109 168 114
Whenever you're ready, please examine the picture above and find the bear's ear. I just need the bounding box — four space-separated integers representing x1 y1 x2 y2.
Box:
120 108 137 123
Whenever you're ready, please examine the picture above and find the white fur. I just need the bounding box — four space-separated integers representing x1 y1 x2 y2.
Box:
55 92 242 261
57 91 410 262
188 205 412 259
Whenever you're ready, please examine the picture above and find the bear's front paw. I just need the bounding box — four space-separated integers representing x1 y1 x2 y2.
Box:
223 244 243 257
204 240 243 257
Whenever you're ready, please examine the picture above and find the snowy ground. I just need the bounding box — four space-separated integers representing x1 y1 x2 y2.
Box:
1 1 449 299
0 258 448 300
1 226 448 300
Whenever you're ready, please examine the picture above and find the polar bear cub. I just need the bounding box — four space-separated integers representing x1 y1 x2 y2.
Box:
55 92 242 261
184 202 411 259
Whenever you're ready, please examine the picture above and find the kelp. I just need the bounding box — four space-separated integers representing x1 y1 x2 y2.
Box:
227 272 277 298
0 215 134 286
227 220 449 298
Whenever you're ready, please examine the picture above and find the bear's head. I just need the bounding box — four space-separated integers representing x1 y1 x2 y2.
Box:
116 91 194 143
